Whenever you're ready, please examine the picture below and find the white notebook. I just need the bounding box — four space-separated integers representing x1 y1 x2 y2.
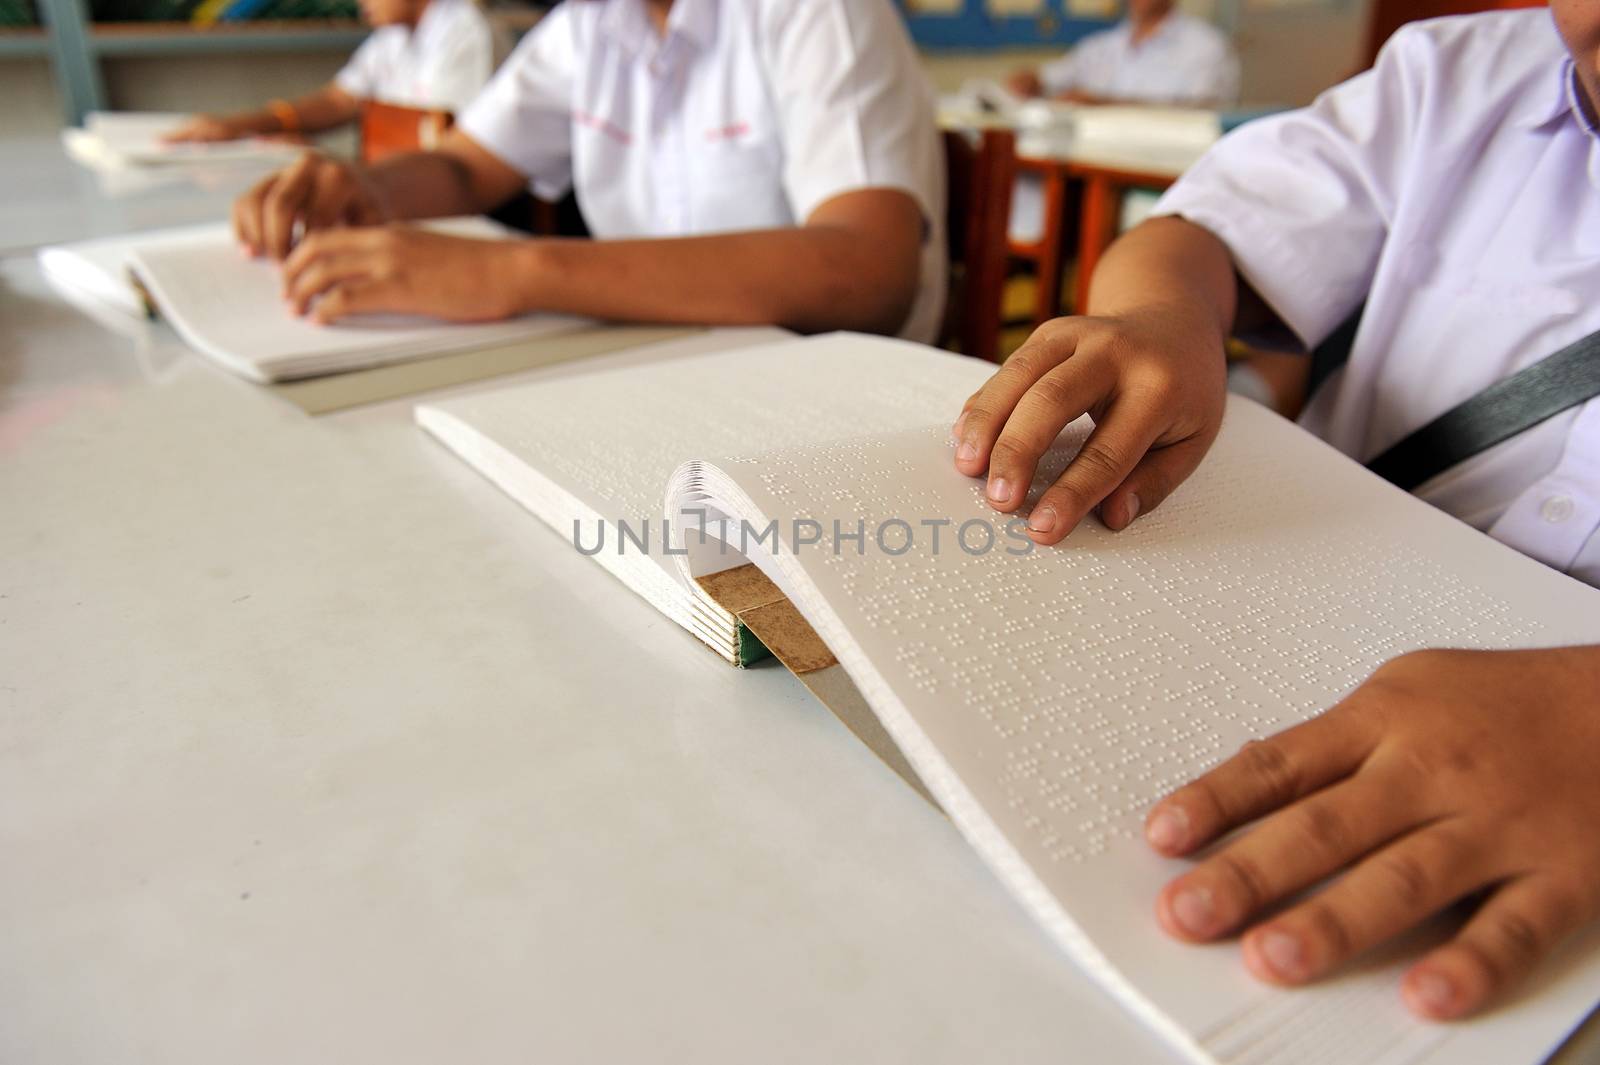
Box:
41 220 590 382
416 332 1600 1065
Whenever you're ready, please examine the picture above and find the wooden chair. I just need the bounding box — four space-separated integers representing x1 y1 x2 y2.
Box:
359 99 588 238
1006 157 1075 331
941 127 1017 363
359 99 453 165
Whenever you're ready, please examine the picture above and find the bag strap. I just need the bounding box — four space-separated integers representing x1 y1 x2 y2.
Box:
1365 327 1600 492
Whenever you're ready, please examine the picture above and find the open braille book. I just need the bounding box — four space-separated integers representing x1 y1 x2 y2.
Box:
415 332 1600 1065
38 218 588 382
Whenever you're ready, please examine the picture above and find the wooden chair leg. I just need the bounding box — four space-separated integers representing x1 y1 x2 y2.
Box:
1074 175 1121 314
1031 167 1070 330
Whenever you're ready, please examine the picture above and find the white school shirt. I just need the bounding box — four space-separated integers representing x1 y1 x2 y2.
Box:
334 0 494 113
455 0 947 344
1039 12 1239 105
1154 10 1600 590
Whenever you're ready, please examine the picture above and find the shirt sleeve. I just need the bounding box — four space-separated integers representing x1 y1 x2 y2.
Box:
421 7 495 114
334 33 384 99
1151 25 1424 348
454 5 577 198
758 0 943 227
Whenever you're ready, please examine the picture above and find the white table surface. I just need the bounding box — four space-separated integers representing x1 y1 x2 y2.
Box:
6 155 1591 1065
0 135 279 255
0 239 1178 1063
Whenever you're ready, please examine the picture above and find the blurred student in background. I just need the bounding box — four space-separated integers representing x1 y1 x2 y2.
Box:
1008 0 1239 107
164 0 492 144
227 0 946 344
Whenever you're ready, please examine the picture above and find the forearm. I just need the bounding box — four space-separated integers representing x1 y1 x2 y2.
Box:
364 151 500 221
504 226 919 335
224 85 359 137
1087 216 1238 335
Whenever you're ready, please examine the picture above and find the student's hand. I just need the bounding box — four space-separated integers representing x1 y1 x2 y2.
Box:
163 114 246 144
234 152 388 261
1007 70 1044 99
1145 646 1600 1021
951 306 1227 544
280 225 527 324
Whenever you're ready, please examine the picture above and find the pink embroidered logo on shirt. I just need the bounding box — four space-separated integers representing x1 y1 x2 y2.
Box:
573 110 632 146
705 121 750 143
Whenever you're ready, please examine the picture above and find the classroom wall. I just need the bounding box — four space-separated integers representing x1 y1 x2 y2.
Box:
0 60 63 137
1233 0 1372 105
0 52 353 136
102 52 348 113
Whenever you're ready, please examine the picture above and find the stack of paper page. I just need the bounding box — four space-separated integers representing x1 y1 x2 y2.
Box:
416 332 1600 1065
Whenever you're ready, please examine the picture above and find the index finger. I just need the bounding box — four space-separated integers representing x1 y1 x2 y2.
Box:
260 153 319 261
953 324 1081 480
281 227 367 284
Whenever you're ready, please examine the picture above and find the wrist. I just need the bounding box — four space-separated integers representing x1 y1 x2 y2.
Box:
495 238 554 318
264 98 300 136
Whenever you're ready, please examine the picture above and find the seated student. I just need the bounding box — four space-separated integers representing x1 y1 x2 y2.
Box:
955 6 1600 1022
1006 0 1239 107
164 0 492 144
228 0 945 344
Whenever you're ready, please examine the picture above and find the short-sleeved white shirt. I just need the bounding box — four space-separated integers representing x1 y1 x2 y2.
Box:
335 0 494 114
1039 12 1239 105
1154 10 1600 589
456 0 947 344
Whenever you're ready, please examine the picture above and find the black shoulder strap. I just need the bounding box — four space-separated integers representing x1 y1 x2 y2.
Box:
1365 327 1600 492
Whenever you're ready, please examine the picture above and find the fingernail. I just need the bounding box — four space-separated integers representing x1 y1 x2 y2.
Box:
1125 494 1141 522
987 478 1013 504
1405 970 1457 1016
1171 886 1216 937
956 441 978 463
1028 506 1057 534
1257 930 1307 979
1145 806 1188 851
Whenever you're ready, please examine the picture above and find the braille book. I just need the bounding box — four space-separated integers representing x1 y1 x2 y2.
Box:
62 111 301 171
415 331 1600 1065
39 219 588 382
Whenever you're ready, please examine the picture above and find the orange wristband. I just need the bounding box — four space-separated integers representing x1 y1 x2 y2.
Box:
267 98 300 133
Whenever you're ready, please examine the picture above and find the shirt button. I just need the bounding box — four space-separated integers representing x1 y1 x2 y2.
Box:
1540 495 1576 524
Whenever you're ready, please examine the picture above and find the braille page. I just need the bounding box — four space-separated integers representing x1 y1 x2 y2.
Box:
38 223 219 319
415 333 995 661
127 220 589 382
664 401 1600 1065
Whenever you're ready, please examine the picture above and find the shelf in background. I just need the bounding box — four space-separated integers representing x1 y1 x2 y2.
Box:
88 19 366 56
0 27 47 57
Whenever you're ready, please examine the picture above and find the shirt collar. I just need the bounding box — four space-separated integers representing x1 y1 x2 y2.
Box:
666 0 716 49
1518 57 1597 135
597 0 716 59
1120 10 1178 49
